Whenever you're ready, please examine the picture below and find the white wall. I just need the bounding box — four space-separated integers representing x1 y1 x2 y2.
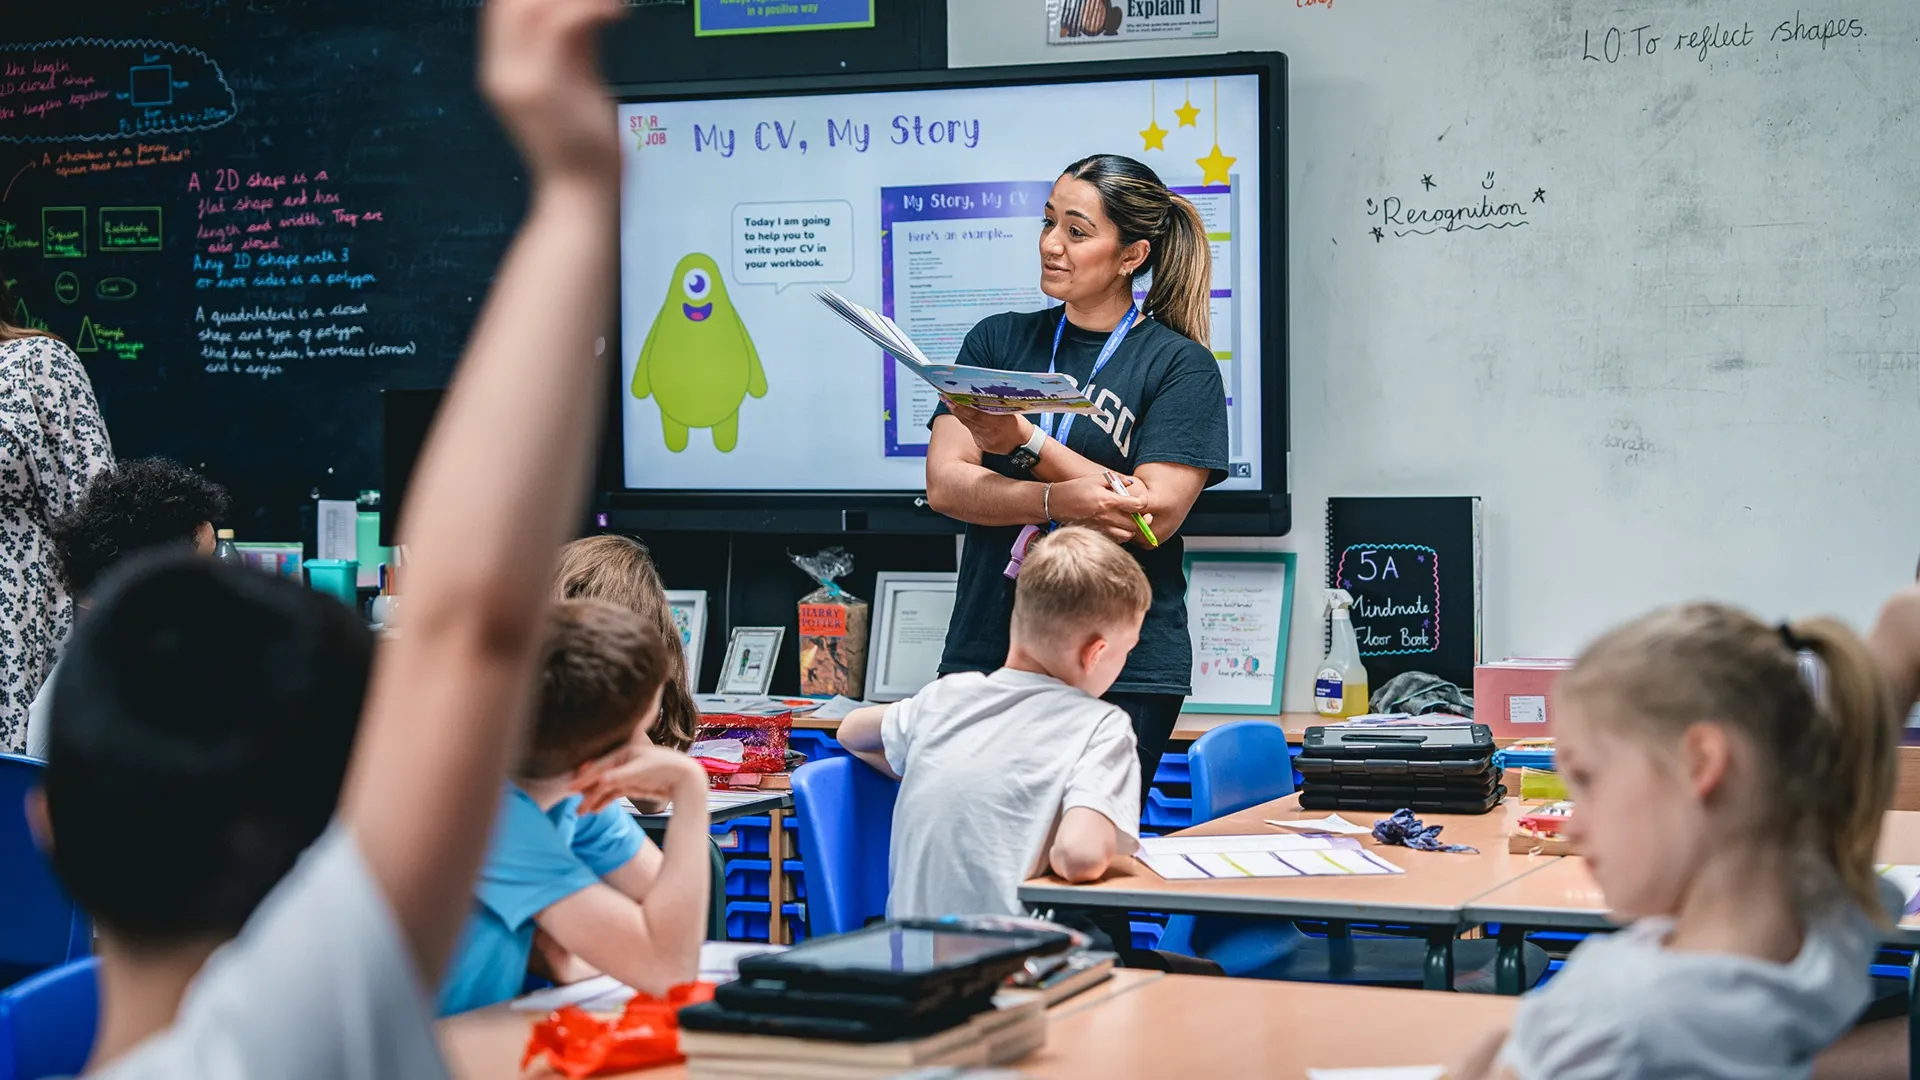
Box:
951 0 1920 710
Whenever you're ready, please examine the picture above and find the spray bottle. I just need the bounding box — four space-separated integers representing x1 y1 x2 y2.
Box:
1314 588 1371 718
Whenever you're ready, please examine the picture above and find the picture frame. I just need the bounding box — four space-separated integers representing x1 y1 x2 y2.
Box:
1181 551 1297 715
718 626 785 696
663 590 708 690
867 571 960 702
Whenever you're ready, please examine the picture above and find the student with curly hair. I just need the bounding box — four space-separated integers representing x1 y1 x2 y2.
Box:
24 457 229 758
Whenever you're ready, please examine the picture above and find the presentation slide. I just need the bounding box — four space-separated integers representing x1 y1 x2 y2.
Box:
617 73 1265 492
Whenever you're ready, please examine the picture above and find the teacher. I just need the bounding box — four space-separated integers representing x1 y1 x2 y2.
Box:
0 272 115 753
926 153 1229 795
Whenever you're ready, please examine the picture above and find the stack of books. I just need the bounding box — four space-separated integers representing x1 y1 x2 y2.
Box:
681 997 1046 1079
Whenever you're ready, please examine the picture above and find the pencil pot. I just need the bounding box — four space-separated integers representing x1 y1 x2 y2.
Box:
303 559 359 607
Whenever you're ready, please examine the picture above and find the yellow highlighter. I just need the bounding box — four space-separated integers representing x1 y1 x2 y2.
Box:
1104 470 1159 547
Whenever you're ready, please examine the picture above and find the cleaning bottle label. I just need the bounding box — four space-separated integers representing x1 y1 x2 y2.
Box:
1314 669 1344 713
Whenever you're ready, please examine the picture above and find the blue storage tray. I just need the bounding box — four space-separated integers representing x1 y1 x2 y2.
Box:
725 900 808 943
788 728 851 765
724 858 807 901
1142 786 1193 829
711 814 798 854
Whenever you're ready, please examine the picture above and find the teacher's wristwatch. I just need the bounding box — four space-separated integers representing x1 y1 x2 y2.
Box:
1006 422 1046 473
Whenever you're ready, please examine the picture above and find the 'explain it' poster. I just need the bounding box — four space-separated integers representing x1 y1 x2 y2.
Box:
1047 0 1219 43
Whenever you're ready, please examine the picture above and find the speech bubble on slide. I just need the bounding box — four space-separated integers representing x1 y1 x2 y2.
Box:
732 200 853 293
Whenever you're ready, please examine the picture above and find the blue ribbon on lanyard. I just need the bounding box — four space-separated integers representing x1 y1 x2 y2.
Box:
1038 305 1138 448
1005 307 1137 579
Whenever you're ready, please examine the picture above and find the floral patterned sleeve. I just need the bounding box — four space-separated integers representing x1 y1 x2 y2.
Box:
25 336 115 518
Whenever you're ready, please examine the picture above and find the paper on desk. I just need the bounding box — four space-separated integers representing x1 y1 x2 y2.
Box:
1879 864 1920 916
1137 836 1402 880
1305 1060 1443 1068
510 942 789 1012
1268 814 1373 835
807 695 867 720
1139 833 1344 855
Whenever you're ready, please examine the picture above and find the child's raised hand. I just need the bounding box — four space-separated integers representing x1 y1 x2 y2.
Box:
480 0 624 184
570 744 709 814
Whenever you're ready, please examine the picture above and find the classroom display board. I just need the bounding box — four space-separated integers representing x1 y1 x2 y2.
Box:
949 1 1920 707
0 4 529 540
615 65 1271 494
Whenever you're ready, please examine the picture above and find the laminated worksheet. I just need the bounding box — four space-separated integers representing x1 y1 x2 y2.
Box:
1136 834 1403 880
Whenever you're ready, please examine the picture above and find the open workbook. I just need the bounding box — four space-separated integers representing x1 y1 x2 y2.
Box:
816 289 1096 415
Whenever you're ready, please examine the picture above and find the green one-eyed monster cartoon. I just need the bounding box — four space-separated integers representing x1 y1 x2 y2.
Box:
632 253 766 453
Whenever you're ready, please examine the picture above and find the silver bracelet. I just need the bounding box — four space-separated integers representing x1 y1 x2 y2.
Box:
1043 482 1053 523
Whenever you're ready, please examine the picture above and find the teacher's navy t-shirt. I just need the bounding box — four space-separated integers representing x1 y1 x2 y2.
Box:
932 308 1229 696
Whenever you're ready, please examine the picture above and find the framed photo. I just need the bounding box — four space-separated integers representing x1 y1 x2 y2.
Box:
867 572 959 702
664 590 708 690
1181 551 1297 715
719 626 785 696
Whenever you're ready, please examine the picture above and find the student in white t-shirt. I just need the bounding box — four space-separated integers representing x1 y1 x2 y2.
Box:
1450 602 1903 1080
26 1 636 1075
838 525 1147 920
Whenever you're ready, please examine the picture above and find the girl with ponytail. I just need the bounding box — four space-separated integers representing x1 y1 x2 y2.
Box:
1455 602 1903 1080
925 153 1229 797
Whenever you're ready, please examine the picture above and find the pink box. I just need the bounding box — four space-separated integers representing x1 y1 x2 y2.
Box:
1475 658 1574 739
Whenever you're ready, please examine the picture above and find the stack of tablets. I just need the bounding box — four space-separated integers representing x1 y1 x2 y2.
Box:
678 920 1069 1079
1297 723 1506 814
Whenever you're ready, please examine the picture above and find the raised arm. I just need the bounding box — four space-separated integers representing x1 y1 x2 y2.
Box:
340 0 625 984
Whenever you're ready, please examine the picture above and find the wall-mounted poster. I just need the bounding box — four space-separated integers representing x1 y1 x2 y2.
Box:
1046 0 1218 44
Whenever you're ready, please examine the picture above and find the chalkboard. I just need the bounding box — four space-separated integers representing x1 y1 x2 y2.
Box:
1 0 946 543
1325 496 1481 690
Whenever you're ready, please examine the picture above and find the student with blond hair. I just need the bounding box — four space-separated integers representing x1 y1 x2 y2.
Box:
1454 602 1903 1079
839 526 1149 919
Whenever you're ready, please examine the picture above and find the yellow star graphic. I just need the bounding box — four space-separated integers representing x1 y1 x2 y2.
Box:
1174 100 1201 127
1139 119 1168 152
1196 144 1236 186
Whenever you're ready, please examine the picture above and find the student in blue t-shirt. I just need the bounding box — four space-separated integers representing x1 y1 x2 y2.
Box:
438 598 712 1015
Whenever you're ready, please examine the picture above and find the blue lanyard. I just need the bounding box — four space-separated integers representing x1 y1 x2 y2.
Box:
1038 305 1137 447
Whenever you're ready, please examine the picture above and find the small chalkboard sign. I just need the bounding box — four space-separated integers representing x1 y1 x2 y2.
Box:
1325 497 1482 691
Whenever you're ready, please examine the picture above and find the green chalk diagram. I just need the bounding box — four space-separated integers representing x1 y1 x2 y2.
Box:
631 253 766 453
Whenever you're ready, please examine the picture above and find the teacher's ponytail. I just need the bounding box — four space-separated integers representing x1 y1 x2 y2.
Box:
1062 154 1213 349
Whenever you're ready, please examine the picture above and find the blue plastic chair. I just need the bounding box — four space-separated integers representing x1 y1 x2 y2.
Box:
1156 723 1310 968
0 957 98 1080
0 755 89 990
790 756 898 937
1154 722 1548 991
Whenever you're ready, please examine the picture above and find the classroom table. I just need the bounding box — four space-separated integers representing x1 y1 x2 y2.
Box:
437 968 1518 1080
436 969 1162 1080
1017 793 1561 989
1017 971 1517 1078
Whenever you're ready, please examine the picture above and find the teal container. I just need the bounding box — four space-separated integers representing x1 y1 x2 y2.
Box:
303 559 359 607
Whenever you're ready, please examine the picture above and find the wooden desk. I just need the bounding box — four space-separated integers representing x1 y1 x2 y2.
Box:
1466 809 1920 946
438 971 1166 1080
797 710 1534 747
1019 794 1560 988
1018 973 1516 1078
